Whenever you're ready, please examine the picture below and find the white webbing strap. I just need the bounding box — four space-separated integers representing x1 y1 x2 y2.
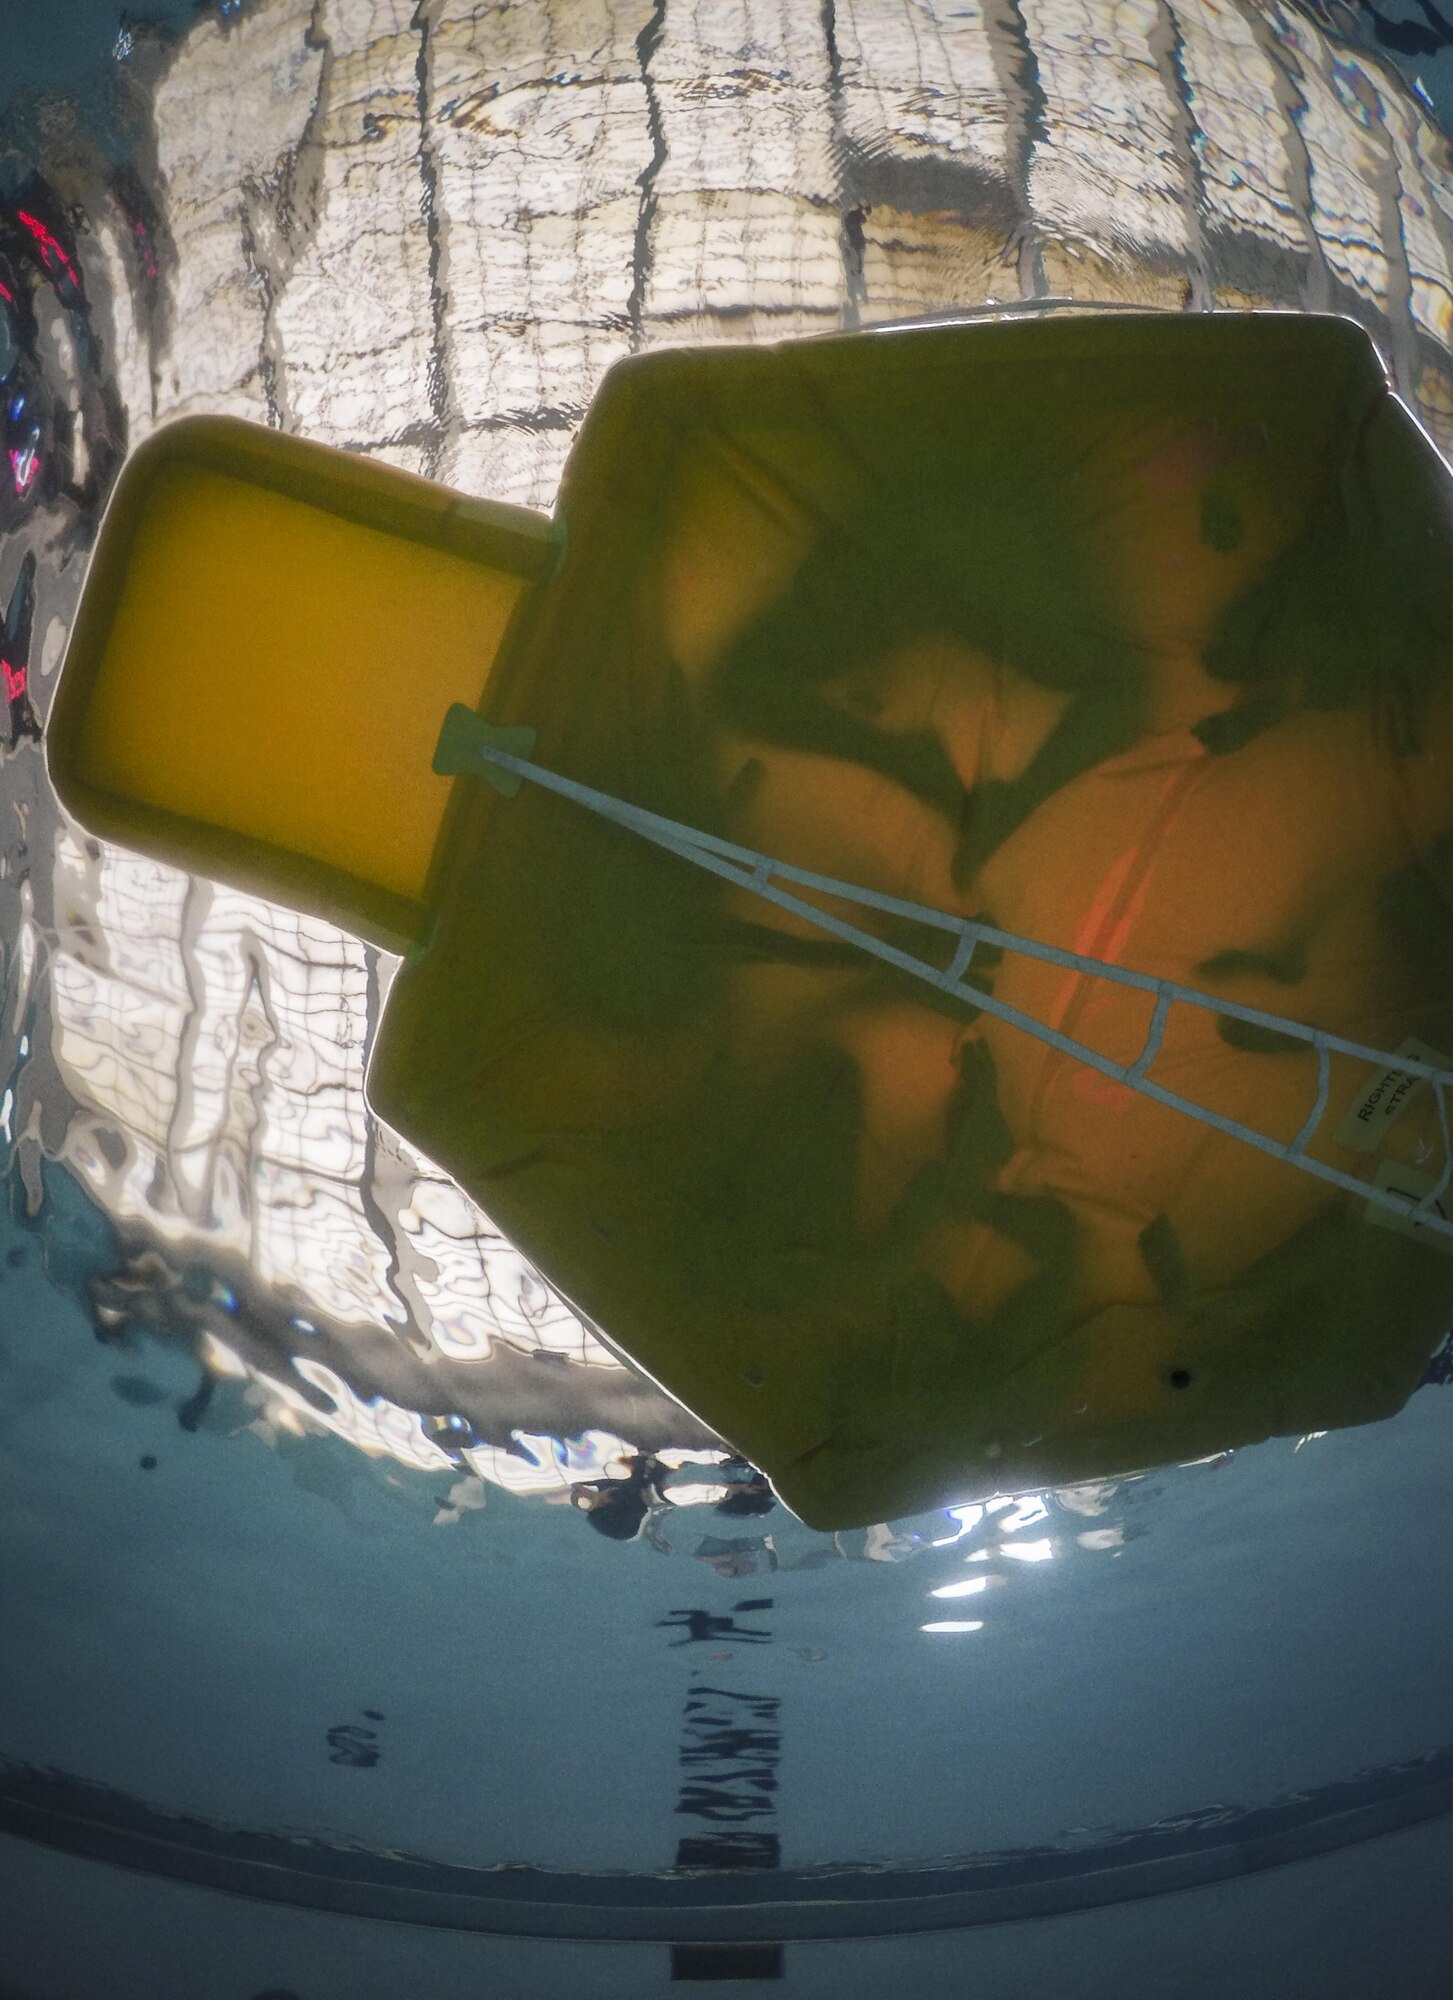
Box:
436 706 1453 1242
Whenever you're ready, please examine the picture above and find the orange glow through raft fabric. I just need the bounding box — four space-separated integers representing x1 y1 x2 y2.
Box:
49 312 1453 1528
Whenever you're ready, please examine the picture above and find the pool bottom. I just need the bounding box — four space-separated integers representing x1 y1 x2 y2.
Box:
2 1741 1449 1941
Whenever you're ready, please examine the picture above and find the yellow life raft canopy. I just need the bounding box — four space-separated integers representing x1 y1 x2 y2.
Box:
49 310 1453 1528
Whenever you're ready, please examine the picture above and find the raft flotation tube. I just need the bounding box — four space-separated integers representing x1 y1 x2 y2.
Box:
48 310 1453 1528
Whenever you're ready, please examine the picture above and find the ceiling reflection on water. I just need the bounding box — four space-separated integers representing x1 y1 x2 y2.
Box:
2 0 1453 1578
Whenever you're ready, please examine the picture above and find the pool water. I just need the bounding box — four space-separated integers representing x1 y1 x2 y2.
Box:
2 1 1453 1993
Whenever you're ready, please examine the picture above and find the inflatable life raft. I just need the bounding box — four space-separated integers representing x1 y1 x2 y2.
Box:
49 310 1453 1527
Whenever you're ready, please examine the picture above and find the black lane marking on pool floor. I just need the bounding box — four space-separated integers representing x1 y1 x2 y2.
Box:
664 1596 784 1978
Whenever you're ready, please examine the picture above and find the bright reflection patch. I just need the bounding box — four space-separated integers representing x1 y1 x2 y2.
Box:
932 1503 986 1545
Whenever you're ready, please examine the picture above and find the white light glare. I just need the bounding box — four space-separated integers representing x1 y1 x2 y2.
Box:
931 1576 992 1599
922 1620 985 1634
666 1481 731 1508
997 1496 1048 1534
932 1503 984 1546
200 1331 249 1379
1000 1538 1054 1563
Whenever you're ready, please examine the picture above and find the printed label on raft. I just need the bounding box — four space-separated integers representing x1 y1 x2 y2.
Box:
1365 1160 1453 1251
1335 1037 1448 1154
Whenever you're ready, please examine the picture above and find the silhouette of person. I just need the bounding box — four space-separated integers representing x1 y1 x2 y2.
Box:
656 1602 772 1646
570 1452 666 1541
713 1468 776 1518
2 551 41 746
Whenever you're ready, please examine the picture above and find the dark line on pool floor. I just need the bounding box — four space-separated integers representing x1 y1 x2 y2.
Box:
0 1744 1449 1941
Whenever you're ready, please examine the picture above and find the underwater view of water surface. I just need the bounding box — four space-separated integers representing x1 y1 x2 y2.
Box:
3 0 1453 1993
